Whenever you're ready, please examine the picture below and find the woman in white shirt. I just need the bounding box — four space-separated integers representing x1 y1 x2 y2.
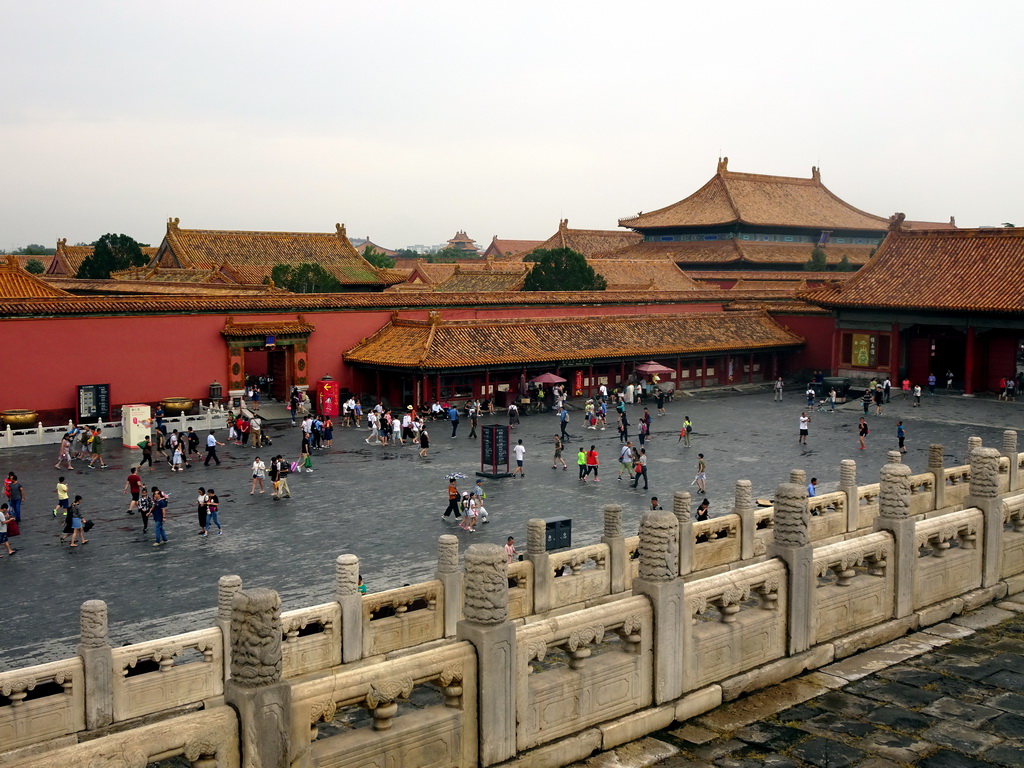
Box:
250 457 267 495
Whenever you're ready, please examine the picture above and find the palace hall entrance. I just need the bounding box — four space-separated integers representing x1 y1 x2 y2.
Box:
221 318 314 401
242 347 292 402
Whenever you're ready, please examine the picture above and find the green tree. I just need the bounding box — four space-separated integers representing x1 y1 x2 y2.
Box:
425 246 466 263
25 258 45 274
1003 222 1017 228
395 248 420 260
77 233 147 279
267 262 344 293
16 244 56 256
834 255 855 272
523 247 607 292
802 246 828 271
362 244 395 269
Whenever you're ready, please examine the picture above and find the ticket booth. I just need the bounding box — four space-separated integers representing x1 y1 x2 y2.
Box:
122 404 152 448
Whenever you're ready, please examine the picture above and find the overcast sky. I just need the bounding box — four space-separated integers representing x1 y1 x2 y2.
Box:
2 1 1022 252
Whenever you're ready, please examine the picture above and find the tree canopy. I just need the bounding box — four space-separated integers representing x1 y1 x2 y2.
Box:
802 246 828 271
361 244 395 269
76 233 147 279
16 244 55 256
267 262 344 293
25 258 45 274
522 247 607 292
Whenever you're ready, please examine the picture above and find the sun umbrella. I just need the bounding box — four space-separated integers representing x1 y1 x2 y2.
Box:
529 372 567 384
635 361 674 375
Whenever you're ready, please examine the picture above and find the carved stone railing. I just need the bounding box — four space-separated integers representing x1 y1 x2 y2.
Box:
110 627 223 723
290 641 476 768
507 560 533 620
943 464 972 507
908 473 936 516
625 535 640 582
4 706 239 768
691 514 741 571
546 543 610 609
362 580 443 657
281 602 342 678
686 560 786 691
812 532 893 643
1001 493 1024 580
515 596 652 751
856 483 880 528
807 491 848 541
0 658 84 753
753 506 774 556
913 508 983 610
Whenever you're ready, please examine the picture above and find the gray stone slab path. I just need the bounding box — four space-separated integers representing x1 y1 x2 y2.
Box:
0 387 1019 669
575 599 1024 768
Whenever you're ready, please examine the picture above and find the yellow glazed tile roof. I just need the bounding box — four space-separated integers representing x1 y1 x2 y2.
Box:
343 310 803 369
0 256 71 298
619 159 889 231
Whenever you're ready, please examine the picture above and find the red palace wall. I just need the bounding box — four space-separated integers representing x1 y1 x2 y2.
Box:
5 298 822 420
771 314 835 374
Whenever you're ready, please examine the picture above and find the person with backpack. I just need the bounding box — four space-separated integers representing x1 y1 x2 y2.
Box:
86 428 108 469
151 488 169 547
137 487 153 534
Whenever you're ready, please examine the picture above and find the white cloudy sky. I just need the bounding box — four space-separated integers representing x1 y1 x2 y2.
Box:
1 1 1022 251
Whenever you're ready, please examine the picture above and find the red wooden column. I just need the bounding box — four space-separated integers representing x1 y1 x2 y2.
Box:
771 352 779 380
620 362 626 389
889 323 900 380
423 374 431 405
748 352 755 383
676 356 682 386
964 327 976 395
484 370 490 401
587 365 594 397
701 356 707 389
436 373 442 403
831 328 841 376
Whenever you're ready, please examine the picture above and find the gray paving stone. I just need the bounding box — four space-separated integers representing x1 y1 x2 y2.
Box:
986 691 1024 714
920 750 999 768
855 730 937 763
922 721 1004 752
952 607 1018 630
732 722 809 752
983 743 1024 767
983 669 1024 691
921 696 1003 726
805 711 876 738
875 664 944 687
810 691 878 718
985 711 1024 738
859 680 944 709
865 705 936 733
789 736 864 768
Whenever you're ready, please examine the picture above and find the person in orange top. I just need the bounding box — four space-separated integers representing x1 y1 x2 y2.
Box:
585 445 600 482
442 478 462 521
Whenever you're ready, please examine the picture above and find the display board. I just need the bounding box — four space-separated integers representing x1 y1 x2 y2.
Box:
77 384 111 423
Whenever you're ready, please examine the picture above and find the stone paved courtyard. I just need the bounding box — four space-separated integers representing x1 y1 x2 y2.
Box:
578 604 1024 768
1 386 1020 669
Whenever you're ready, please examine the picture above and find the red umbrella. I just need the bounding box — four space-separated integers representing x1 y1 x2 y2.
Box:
529 372 567 384
635 361 674 375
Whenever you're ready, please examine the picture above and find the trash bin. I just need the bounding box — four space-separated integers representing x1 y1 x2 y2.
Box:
543 516 572 551
209 381 223 402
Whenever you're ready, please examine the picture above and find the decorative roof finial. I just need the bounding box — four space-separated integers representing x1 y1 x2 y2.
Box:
168 217 180 230
949 216 956 227
559 218 568 231
336 223 347 238
811 166 821 182
57 237 67 248
717 156 729 173
888 212 906 231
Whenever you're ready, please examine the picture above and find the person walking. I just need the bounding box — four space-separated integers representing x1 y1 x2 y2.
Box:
946 369 954 391
577 446 587 480
418 427 430 458
883 377 892 403
679 416 693 447
442 478 462 520
196 487 210 536
6 474 24 523
774 377 784 402
913 384 922 407
53 476 69 518
468 406 478 439
807 477 818 497
273 456 292 499
505 536 518 564
928 373 937 394
204 432 224 466
798 412 810 445
552 435 567 470
171 440 186 472
902 378 911 400
86 428 108 468
896 420 907 454
693 454 707 493
559 406 570 441
618 441 635 480
124 467 142 515
0 504 17 556
152 488 169 547
137 486 153 534
55 432 73 469
139 435 153 470
861 389 872 415
250 457 266 494
68 495 88 547
206 488 222 534
874 387 884 416
585 445 600 482
631 448 649 490
858 417 869 450
512 439 526 478
828 388 837 412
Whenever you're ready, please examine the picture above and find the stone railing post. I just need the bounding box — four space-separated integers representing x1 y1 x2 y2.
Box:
335 554 363 662
874 460 914 618
840 459 859 531
673 491 693 576
967 436 982 464
789 469 806 487
436 535 463 636
223 588 291 768
457 544 515 767
632 510 685 704
217 575 242 682
966 447 1003 589
602 505 627 594
928 444 946 511
526 518 552 614
768 484 814 654
78 600 113 730
732 480 756 560
1003 430 1019 491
